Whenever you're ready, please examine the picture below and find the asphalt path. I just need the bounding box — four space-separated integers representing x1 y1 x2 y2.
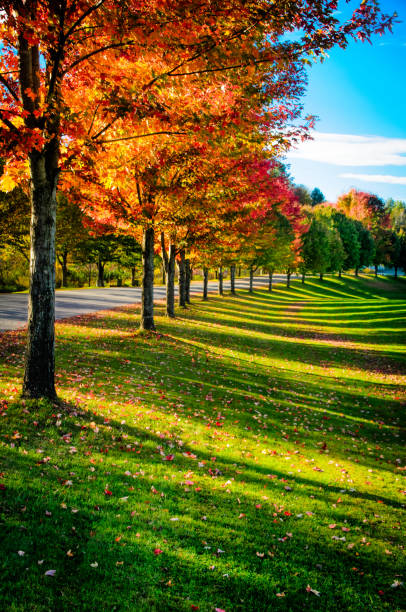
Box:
0 274 285 332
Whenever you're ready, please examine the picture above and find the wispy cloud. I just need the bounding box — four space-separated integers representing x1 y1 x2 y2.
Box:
288 132 406 166
340 173 406 185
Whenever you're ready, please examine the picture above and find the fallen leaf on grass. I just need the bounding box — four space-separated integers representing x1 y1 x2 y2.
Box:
306 585 320 596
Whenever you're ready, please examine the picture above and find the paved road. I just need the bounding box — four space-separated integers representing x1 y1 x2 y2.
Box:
0 275 285 331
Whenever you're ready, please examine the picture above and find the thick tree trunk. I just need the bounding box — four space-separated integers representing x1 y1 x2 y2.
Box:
249 266 254 293
97 255 105 287
61 250 68 287
23 151 58 399
268 270 273 291
140 226 155 331
286 270 291 288
301 272 305 284
161 263 166 285
319 272 323 281
218 266 223 295
203 267 208 300
185 258 191 304
178 249 186 307
230 264 236 295
166 242 176 317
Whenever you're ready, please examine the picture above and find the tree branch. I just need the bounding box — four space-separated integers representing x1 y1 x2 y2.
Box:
0 75 19 101
62 41 136 75
97 131 187 144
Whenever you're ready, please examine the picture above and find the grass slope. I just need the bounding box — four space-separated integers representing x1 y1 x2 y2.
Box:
0 275 405 611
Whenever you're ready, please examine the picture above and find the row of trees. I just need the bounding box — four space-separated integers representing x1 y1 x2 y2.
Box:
298 192 406 281
0 1 396 399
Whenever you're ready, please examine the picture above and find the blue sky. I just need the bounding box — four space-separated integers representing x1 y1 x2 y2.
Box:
285 0 406 203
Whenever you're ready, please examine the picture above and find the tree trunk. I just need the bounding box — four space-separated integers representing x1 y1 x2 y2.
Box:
238 266 241 277
23 150 58 400
166 242 176 317
301 272 305 284
268 270 273 291
286 270 291 288
319 272 323 281
97 255 105 287
355 267 359 277
394 265 398 279
61 250 68 287
338 269 342 278
185 258 191 304
230 264 236 295
249 266 254 293
140 226 155 331
374 264 378 277
203 267 208 300
161 263 166 285
218 266 223 295
178 248 186 307
88 263 92 287
131 266 136 286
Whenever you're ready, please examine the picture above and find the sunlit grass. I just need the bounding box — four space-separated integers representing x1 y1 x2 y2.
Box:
0 274 405 611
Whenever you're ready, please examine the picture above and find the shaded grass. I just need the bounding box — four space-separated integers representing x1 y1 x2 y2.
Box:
0 274 405 611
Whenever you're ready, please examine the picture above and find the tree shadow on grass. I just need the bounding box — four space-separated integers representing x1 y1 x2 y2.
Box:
1 400 404 612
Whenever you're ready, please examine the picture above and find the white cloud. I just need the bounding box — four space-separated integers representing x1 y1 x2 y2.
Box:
340 173 406 185
287 132 406 167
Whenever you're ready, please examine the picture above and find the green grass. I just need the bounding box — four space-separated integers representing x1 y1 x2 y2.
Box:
0 274 405 611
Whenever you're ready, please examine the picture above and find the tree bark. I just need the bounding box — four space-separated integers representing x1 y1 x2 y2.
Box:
131 266 136 286
355 267 359 277
218 266 223 295
203 267 208 300
60 250 68 287
166 242 176 317
338 269 342 278
178 248 186 307
286 269 291 288
161 263 166 285
238 266 241 277
23 150 58 399
88 263 92 287
97 254 105 287
20 32 60 399
268 270 273 291
185 258 191 304
394 265 398 279
140 225 155 331
230 264 236 295
374 264 378 277
249 266 254 293
301 272 305 284
319 272 323 281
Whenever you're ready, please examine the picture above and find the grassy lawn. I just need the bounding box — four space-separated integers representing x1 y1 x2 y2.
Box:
0 275 405 611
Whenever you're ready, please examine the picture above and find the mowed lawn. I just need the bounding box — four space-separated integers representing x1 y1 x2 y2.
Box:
0 275 405 611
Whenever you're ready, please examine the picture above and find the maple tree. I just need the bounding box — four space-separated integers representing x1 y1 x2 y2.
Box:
0 1 396 398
